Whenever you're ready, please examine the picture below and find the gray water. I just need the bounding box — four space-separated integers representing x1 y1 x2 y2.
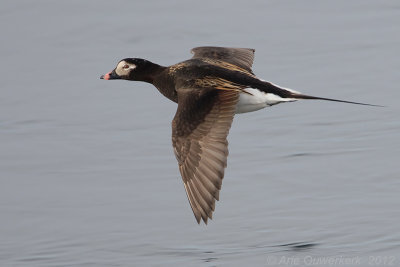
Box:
1 1 399 266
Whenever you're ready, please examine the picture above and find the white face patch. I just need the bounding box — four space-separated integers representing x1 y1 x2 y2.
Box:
115 61 136 76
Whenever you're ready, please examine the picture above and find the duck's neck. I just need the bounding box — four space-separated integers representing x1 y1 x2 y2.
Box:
140 63 166 84
148 64 178 103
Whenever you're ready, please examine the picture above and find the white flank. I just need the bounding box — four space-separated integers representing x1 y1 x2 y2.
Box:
235 88 297 114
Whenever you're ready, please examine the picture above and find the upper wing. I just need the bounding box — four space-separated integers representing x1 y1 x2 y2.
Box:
191 46 255 73
172 89 239 224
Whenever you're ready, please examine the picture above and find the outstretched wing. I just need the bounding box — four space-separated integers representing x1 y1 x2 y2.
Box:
172 89 238 224
191 46 255 73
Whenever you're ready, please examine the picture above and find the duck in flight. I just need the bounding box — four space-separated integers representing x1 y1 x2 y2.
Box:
100 46 377 224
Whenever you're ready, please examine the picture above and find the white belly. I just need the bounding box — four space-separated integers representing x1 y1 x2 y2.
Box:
235 88 297 114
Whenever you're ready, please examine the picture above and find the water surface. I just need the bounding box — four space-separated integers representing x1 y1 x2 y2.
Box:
1 1 399 266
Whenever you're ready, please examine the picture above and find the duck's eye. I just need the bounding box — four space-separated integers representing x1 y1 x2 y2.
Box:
122 64 130 70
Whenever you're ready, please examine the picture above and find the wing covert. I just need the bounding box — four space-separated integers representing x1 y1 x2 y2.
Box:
191 46 255 73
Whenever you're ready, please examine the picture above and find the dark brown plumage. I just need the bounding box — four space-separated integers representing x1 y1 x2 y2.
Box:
100 47 258 224
100 46 378 224
172 89 238 223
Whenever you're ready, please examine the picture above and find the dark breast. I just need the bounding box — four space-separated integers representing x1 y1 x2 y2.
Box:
152 60 205 102
153 59 253 103
152 69 179 103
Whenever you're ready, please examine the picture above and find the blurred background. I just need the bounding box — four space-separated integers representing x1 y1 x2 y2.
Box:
1 0 399 266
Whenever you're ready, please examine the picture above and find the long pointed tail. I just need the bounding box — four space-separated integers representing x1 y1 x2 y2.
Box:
291 94 383 107
253 79 383 107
